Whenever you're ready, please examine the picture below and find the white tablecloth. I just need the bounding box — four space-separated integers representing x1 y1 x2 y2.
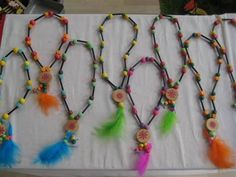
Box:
0 14 236 176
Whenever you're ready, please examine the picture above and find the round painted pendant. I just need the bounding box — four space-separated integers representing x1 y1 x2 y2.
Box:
206 118 218 131
136 129 151 143
0 124 6 136
165 88 178 101
112 89 126 103
64 120 79 132
39 71 52 84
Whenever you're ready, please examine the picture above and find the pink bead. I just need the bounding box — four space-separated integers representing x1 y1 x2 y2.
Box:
160 61 165 67
161 71 166 77
141 57 146 63
132 106 137 114
126 85 131 93
152 107 160 116
148 57 155 63
160 89 166 95
30 20 36 26
128 69 134 76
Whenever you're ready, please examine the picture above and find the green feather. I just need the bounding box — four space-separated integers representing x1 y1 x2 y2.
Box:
96 106 125 138
160 110 177 135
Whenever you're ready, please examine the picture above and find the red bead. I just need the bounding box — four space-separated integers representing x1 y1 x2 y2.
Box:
160 61 165 67
48 11 54 17
132 106 137 114
30 20 36 26
159 14 163 19
55 51 62 60
62 34 69 43
153 43 158 49
150 26 155 30
126 85 131 93
61 17 68 25
168 78 173 84
141 57 146 63
181 67 187 74
160 89 166 95
178 31 183 38
148 57 155 63
25 37 31 45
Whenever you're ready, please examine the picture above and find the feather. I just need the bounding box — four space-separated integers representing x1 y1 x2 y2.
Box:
38 93 59 115
159 110 177 135
35 140 71 166
135 143 152 177
95 105 125 138
208 137 235 168
0 123 20 167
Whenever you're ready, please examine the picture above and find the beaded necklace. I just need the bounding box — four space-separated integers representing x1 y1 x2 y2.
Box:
35 40 97 166
150 14 187 135
210 17 236 108
0 48 31 167
126 56 165 176
184 33 234 168
96 13 138 138
25 11 69 115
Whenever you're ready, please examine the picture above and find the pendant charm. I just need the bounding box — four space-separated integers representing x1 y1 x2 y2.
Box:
112 89 126 103
165 88 178 101
0 124 6 137
206 118 218 131
64 120 79 132
39 71 52 84
136 128 151 143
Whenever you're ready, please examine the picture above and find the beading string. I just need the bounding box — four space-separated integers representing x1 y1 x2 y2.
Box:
210 17 236 108
126 56 165 177
0 48 32 167
58 39 97 145
184 32 235 168
24 11 69 115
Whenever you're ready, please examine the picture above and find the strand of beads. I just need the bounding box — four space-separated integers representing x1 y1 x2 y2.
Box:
95 13 139 138
210 17 236 108
59 39 97 145
0 48 32 167
34 39 97 166
184 33 235 168
25 11 69 115
126 56 165 176
150 14 187 135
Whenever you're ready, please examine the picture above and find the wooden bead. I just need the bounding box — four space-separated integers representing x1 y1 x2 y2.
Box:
64 120 79 132
165 88 178 101
206 118 218 131
136 129 151 143
112 89 126 103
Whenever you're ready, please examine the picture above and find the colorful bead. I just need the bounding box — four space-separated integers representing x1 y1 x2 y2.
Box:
123 70 128 77
193 32 201 38
13 48 19 54
62 53 67 61
2 113 9 120
132 106 137 114
0 80 3 85
210 31 218 39
122 14 129 20
100 40 105 48
128 69 134 76
141 57 146 63
93 63 99 69
181 65 187 73
230 19 236 26
132 40 137 46
180 48 187 57
134 25 139 31
152 107 160 116
195 73 201 81
0 60 6 66
29 19 36 26
153 43 158 49
60 16 68 25
177 31 183 38
124 54 129 60
227 64 233 73
184 40 189 48
211 41 218 48
99 25 104 32
31 51 39 60
25 37 31 45
220 47 226 54
88 99 93 105
27 80 32 86
55 50 62 60
214 73 220 81
217 58 223 64
101 72 108 79
126 85 131 93
19 98 26 104
108 14 113 19
86 42 93 49
99 56 104 63
62 33 70 43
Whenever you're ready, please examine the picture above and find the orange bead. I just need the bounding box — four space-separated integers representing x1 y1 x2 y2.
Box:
199 90 205 97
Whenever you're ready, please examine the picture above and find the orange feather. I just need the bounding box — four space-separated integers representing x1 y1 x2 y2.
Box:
208 137 235 168
38 93 59 115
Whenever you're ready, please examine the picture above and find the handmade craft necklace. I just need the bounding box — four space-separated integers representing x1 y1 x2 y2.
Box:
210 17 236 108
126 56 166 176
35 39 97 166
96 13 138 138
25 11 69 115
184 33 234 168
0 48 32 167
150 14 187 135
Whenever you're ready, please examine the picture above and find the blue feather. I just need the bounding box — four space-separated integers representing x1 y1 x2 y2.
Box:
0 123 20 167
35 140 71 166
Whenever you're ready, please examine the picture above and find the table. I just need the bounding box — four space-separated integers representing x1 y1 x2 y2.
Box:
0 14 236 176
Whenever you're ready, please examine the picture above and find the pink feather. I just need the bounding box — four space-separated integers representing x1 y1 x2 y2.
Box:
135 143 152 177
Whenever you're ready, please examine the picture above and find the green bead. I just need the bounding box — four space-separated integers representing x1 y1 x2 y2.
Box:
91 81 96 87
78 112 83 118
209 131 216 137
88 99 93 105
69 114 74 120
86 42 93 49
93 64 99 69
154 16 158 21
62 53 67 61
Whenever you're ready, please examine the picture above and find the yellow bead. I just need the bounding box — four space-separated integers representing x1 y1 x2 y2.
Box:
124 54 129 60
139 143 144 148
99 25 104 32
27 80 32 86
2 113 9 120
134 25 139 31
123 71 128 77
99 56 104 63
101 72 108 79
100 41 105 47
123 14 129 20
118 102 124 108
0 60 6 66
19 98 26 104
132 40 137 46
108 14 113 19
0 80 3 85
25 61 30 66
13 48 19 54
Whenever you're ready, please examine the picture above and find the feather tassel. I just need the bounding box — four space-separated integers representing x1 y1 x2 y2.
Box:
35 140 71 166
159 110 177 135
135 143 152 177
208 137 235 168
96 104 125 138
38 93 59 115
0 123 20 167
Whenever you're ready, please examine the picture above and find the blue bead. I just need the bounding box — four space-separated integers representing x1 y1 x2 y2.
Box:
26 85 32 90
59 74 63 79
61 90 66 96
16 102 21 108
